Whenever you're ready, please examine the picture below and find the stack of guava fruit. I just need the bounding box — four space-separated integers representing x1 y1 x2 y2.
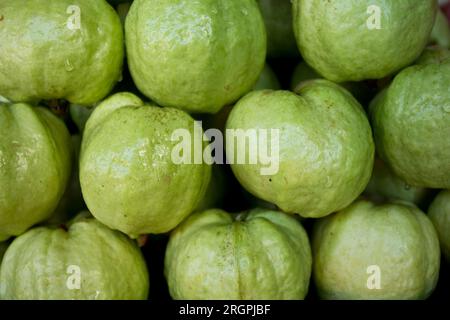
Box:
0 0 449 301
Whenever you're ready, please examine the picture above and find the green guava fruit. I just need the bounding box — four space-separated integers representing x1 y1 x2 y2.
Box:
364 158 430 207
226 81 374 218
428 190 450 262
46 135 85 225
165 208 312 300
257 0 298 58
80 92 211 237
0 214 149 300
313 200 440 300
292 0 437 82
370 49 450 188
0 102 71 241
0 0 123 105
430 9 450 48
125 0 267 114
253 64 281 91
70 104 96 133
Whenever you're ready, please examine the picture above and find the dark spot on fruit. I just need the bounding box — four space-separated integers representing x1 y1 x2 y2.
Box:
59 224 68 232
0 15 4 22
269 178 272 182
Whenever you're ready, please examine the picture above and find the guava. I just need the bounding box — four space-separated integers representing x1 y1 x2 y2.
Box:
364 158 430 207
370 49 450 188
430 9 450 48
257 0 299 58
0 0 123 105
428 190 450 262
253 64 281 91
0 102 71 241
313 200 440 300
0 214 149 300
292 0 437 82
226 81 374 218
125 0 266 114
80 92 211 237
165 208 312 300
46 135 85 225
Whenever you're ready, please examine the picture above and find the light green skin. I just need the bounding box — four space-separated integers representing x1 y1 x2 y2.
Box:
165 208 312 300
47 135 85 225
80 92 211 237
293 0 437 82
0 103 71 241
430 9 450 48
226 82 374 218
364 159 430 207
370 52 450 188
125 0 267 114
313 200 440 300
428 190 450 262
0 215 149 300
257 0 298 58
253 64 281 91
0 0 123 105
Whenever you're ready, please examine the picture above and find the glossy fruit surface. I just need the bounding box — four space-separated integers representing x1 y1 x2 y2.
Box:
0 0 123 105
370 49 450 188
0 102 71 241
226 81 374 218
125 0 266 113
293 0 437 82
80 92 211 237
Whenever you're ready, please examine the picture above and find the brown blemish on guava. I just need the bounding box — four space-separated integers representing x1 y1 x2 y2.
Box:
0 15 4 22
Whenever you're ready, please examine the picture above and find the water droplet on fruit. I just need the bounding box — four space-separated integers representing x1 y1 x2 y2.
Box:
65 59 74 72
404 183 411 191
241 9 248 16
